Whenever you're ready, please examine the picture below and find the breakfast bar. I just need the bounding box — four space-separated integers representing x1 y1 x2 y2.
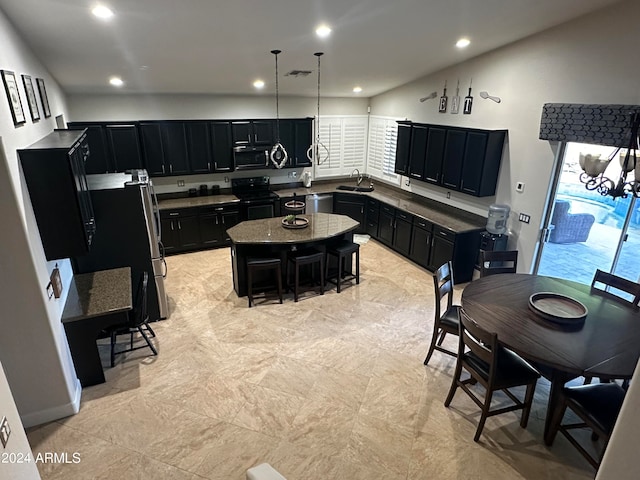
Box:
226 213 359 297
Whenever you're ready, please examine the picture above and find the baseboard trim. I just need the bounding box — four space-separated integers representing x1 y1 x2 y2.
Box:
21 377 82 428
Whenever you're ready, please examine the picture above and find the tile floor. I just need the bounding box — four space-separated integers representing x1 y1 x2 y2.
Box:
27 241 597 479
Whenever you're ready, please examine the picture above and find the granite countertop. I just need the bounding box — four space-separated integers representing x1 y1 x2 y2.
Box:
275 181 486 233
226 212 359 244
158 194 240 210
62 267 132 323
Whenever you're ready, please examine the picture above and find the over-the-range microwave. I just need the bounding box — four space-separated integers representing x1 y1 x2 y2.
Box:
233 146 270 170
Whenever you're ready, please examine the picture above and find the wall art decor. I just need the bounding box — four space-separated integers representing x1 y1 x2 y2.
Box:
21 74 40 121
463 79 473 115
438 81 448 113
36 77 51 118
1 70 26 126
450 79 460 114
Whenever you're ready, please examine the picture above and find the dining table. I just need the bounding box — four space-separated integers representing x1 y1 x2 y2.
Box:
461 273 640 445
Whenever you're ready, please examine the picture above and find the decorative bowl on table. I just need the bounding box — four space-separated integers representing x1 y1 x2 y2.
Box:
282 215 309 229
528 292 588 325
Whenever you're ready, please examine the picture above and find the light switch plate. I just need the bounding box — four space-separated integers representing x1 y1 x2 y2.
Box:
0 416 11 448
519 213 531 224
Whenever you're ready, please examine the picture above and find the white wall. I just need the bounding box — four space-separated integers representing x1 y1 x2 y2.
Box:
370 0 640 273
0 9 80 427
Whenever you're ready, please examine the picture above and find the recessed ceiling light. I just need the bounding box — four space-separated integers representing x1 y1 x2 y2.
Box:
92 5 114 19
315 24 332 38
456 38 471 48
353 86 363 93
253 79 265 89
109 76 123 87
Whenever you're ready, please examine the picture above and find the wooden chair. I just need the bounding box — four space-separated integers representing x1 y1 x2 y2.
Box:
444 309 540 442
423 261 460 365
479 250 518 277
104 272 157 367
548 383 626 469
590 269 640 307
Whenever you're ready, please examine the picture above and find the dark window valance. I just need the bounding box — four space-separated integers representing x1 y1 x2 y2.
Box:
539 103 640 147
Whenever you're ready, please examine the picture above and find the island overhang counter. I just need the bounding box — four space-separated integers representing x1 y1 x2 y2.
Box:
226 213 359 297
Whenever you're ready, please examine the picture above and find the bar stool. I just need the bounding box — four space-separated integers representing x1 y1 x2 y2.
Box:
326 240 360 293
247 257 283 307
286 249 324 302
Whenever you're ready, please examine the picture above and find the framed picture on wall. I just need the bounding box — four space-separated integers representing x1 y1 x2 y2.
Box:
21 74 40 122
36 77 51 118
1 70 26 126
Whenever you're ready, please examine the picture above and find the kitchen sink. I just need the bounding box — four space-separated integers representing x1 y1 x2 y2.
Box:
336 185 374 192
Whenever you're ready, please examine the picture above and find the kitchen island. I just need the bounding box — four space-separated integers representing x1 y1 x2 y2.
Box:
227 213 359 297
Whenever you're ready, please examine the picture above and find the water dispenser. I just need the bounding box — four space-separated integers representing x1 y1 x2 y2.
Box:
486 204 510 235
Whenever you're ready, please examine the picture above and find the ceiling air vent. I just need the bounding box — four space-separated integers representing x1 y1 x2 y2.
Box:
285 70 312 77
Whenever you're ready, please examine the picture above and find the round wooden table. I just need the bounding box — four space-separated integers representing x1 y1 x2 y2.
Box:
462 273 640 445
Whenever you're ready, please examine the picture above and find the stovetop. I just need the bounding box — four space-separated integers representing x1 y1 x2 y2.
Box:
232 176 278 202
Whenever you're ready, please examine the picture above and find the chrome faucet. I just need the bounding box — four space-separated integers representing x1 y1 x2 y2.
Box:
350 168 363 186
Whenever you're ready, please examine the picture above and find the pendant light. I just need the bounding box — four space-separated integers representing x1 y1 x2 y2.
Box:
307 52 330 165
269 49 289 169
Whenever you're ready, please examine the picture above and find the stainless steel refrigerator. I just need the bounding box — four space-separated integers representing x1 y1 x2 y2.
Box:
72 170 168 321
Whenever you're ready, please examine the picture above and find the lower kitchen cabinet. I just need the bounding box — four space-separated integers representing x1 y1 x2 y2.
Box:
365 198 380 237
333 193 366 233
161 211 200 253
393 210 413 256
409 218 433 268
200 206 240 246
378 204 395 246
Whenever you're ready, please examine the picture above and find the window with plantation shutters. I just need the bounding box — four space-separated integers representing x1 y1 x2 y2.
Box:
314 116 368 178
367 116 401 185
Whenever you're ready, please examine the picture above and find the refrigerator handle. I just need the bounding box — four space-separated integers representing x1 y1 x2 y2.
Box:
162 257 168 278
149 179 162 242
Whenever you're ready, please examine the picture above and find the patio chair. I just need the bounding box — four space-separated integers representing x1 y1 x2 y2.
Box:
549 200 595 244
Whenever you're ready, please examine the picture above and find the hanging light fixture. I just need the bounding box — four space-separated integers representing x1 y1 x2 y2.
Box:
307 52 330 165
269 49 288 169
579 112 640 198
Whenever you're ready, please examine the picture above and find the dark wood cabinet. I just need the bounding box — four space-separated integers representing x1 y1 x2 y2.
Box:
365 198 380 237
441 129 467 190
19 130 96 260
394 121 412 175
393 210 413 256
378 203 395 246
160 209 199 253
279 118 313 167
460 130 507 197
105 124 143 172
232 120 273 146
200 205 240 246
407 124 428 180
67 124 111 174
394 121 506 197
140 122 190 176
210 121 234 172
333 193 366 233
409 217 433 268
186 122 213 174
423 127 446 185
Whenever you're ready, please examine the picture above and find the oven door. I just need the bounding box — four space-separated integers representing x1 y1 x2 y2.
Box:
245 200 276 220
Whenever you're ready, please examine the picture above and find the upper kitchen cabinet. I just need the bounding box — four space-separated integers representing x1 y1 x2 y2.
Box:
105 124 144 172
394 121 507 197
67 122 143 173
140 121 190 176
210 121 234 172
278 118 313 168
19 130 95 260
231 120 273 147
407 123 428 180
394 121 412 175
459 129 507 197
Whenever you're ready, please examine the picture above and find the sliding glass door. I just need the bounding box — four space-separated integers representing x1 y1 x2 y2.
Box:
536 142 639 285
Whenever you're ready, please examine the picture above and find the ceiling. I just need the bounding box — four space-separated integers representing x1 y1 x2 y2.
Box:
0 0 622 98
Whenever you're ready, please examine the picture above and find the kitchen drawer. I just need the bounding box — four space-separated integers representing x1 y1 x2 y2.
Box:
380 204 394 216
160 208 197 219
433 225 456 243
200 204 238 215
413 216 433 232
395 210 412 222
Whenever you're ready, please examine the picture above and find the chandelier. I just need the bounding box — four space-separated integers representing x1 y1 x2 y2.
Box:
579 112 640 198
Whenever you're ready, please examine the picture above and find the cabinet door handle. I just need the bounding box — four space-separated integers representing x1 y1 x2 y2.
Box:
254 134 258 143
222 216 225 225
170 221 175 231
178 220 182 230
208 162 211 171
216 216 219 225
248 134 251 143
162 164 165 174
265 151 269 166
360 207 364 214
214 162 218 170
170 164 173 173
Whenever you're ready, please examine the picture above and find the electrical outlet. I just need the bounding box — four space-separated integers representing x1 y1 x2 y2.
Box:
519 213 531 224
224 176 229 183
405 179 411 187
446 191 451 199
516 181 525 193
0 416 10 448
177 180 185 187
